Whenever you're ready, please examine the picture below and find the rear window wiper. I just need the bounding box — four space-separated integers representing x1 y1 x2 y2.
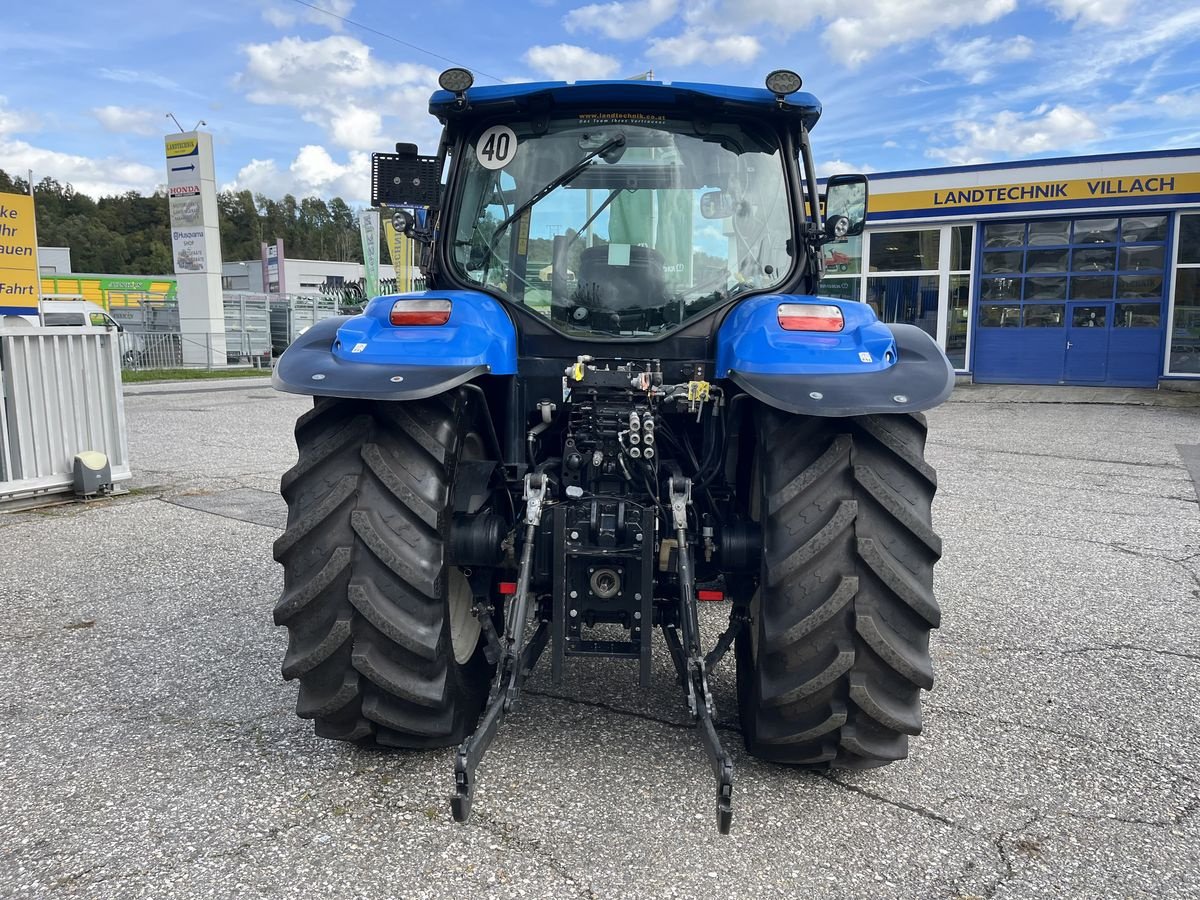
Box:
480 134 627 277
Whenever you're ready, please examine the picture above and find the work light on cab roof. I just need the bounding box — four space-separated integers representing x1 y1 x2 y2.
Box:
270 65 956 838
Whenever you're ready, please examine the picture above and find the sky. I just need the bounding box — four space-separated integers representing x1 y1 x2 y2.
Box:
1 0 1199 204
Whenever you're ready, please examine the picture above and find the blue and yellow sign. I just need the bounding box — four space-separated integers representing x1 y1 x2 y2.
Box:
870 171 1200 219
164 136 199 159
0 190 40 315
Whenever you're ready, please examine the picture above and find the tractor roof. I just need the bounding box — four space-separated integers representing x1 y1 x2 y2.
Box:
429 80 822 131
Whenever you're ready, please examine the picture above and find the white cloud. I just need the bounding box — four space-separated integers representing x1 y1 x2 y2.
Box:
522 44 621 81
817 159 877 177
0 138 159 197
1153 90 1200 119
222 145 371 202
647 29 761 65
1042 0 1133 26
564 0 677 39
0 99 153 198
239 35 433 106
824 0 1017 67
236 35 441 152
928 103 1100 165
97 67 181 92
1007 7 1200 102
935 34 1033 84
92 105 162 137
0 96 39 137
262 6 296 27
262 0 356 30
684 0 1017 69
327 105 385 152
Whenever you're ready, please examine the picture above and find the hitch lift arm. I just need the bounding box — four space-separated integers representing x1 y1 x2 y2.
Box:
451 473 550 823
662 476 735 834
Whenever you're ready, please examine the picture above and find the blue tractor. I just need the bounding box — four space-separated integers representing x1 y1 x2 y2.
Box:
271 69 953 833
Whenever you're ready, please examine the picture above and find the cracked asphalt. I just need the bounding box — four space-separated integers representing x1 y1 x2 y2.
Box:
2 379 1199 898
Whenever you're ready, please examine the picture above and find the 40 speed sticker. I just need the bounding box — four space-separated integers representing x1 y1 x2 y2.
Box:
476 125 517 170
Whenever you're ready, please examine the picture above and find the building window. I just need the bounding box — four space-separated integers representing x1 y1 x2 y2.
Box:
1170 213 1200 374
827 224 973 369
865 227 941 337
869 229 941 272
820 234 862 301
866 274 939 336
947 273 971 367
978 213 1168 330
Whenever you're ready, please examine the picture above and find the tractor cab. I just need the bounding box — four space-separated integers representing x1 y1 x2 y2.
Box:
377 69 868 340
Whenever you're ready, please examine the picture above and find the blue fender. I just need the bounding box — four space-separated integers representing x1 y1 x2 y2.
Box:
272 291 517 401
715 295 954 416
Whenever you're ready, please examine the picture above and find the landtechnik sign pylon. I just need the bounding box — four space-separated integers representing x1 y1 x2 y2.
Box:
165 131 225 365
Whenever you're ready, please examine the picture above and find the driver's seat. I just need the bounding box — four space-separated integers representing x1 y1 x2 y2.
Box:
574 244 667 314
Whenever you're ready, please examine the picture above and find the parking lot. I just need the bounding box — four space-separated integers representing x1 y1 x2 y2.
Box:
2 380 1199 899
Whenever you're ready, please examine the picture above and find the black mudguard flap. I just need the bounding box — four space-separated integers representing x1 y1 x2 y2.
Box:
728 324 955 417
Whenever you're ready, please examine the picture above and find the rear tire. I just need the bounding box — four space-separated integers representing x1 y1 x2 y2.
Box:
736 409 942 767
273 392 494 748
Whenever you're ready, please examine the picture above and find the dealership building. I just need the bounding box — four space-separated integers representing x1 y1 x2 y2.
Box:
822 148 1200 387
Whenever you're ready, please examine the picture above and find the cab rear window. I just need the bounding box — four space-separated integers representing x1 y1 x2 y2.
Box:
43 313 86 326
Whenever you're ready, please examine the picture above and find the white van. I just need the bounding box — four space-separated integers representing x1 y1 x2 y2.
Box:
0 297 156 368
5 296 125 330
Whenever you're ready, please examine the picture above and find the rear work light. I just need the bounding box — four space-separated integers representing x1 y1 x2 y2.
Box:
390 298 451 326
777 303 844 332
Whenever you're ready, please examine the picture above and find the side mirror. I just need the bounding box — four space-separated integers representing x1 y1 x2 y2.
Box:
700 190 734 219
824 174 868 238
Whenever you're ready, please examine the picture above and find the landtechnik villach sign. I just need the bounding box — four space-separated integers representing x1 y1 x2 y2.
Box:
868 163 1200 221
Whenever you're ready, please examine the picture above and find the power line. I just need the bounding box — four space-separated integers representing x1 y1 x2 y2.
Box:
286 0 503 83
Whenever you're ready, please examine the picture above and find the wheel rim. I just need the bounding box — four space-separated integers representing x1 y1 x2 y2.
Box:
448 567 481 665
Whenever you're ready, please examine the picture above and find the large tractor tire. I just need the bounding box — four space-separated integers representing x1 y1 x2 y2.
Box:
272 392 495 749
736 409 942 768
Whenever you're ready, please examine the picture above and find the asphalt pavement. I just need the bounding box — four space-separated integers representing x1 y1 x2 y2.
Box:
1 380 1198 898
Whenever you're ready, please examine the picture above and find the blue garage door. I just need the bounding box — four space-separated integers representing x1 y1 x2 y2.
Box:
973 216 1167 386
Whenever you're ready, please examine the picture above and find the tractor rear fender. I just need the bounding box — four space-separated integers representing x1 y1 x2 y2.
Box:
272 291 517 401
715 295 954 416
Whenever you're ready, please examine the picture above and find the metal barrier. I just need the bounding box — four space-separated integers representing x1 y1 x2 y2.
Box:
0 327 131 505
119 330 272 370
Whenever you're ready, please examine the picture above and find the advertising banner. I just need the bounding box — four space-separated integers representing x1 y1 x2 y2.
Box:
382 219 416 292
0 190 41 315
170 227 206 272
360 209 380 299
263 239 285 293
40 275 178 307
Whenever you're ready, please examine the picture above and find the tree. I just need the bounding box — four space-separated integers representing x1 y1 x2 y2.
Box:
1 168 368 274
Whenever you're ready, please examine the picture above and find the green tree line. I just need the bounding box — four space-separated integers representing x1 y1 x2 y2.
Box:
0 169 367 275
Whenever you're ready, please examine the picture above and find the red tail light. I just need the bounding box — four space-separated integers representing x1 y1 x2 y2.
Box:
697 589 725 602
498 581 517 596
777 303 844 332
390 299 451 326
